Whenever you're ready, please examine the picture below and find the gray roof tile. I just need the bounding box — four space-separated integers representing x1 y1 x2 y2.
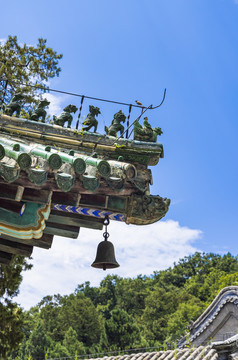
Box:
87 347 217 360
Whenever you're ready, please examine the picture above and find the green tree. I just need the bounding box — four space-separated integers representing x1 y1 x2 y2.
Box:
95 275 121 319
75 281 101 308
63 327 86 356
38 295 64 344
0 255 32 299
0 302 24 358
25 320 50 360
185 268 227 302
58 293 103 347
116 276 150 318
172 252 237 281
142 286 179 344
10 252 238 358
166 298 204 342
216 272 238 289
106 308 141 350
0 256 32 359
48 342 69 359
0 35 62 111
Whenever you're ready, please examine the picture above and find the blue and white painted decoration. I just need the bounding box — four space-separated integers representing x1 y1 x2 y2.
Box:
52 204 125 222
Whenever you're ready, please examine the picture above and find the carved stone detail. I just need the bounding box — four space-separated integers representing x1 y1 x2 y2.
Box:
126 194 170 225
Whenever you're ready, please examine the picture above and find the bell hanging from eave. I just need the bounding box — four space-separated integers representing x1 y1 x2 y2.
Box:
91 216 120 270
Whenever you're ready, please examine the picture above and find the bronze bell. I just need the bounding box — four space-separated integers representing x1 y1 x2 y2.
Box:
91 216 120 270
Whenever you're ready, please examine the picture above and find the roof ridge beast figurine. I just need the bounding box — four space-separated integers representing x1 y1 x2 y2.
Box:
2 93 25 117
82 105 101 132
134 116 163 142
53 104 78 128
30 99 50 123
105 110 126 137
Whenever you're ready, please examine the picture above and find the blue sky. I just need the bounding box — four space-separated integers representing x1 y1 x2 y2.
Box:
1 0 238 308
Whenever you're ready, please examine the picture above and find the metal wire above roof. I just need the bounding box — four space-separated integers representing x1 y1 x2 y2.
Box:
0 76 166 110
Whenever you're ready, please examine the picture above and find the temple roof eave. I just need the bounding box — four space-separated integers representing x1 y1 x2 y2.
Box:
0 113 170 265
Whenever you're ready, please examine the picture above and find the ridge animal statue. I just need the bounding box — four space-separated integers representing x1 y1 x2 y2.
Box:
30 99 50 123
82 105 101 132
2 93 25 117
133 117 163 142
105 110 126 137
53 104 78 128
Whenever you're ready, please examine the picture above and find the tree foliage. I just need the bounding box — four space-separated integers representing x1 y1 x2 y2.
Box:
106 308 141 350
8 252 238 359
0 256 32 359
0 35 62 110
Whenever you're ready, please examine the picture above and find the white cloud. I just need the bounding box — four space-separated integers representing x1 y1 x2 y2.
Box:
16 219 202 309
40 93 65 117
0 38 6 45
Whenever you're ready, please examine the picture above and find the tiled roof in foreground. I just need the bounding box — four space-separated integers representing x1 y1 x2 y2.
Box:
89 347 218 360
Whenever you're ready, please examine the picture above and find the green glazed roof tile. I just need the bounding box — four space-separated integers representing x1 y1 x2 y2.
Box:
0 134 153 193
27 168 48 185
0 163 20 183
82 175 100 192
55 173 75 192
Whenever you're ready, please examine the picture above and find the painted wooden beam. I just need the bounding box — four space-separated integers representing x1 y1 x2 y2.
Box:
0 183 51 204
22 188 52 204
51 191 81 206
0 199 25 215
0 233 53 249
49 211 103 230
0 238 33 257
0 183 19 200
44 222 80 238
0 250 13 265
0 184 93 207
